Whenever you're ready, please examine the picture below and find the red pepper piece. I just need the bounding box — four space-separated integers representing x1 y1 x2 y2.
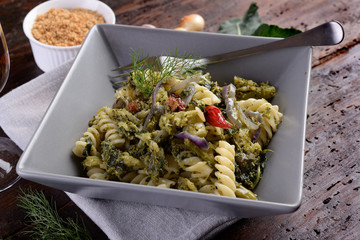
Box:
205 105 231 129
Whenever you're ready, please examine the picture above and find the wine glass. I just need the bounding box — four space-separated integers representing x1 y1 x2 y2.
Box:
0 23 22 192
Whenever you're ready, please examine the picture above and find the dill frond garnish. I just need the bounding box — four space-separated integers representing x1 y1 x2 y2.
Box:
17 188 92 240
130 48 204 99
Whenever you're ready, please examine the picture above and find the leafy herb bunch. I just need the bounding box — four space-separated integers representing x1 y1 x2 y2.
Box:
17 188 92 240
129 48 204 99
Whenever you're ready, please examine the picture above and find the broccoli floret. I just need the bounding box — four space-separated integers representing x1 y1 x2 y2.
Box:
131 132 167 178
234 150 266 190
101 141 143 180
227 127 265 190
142 140 166 178
234 76 276 101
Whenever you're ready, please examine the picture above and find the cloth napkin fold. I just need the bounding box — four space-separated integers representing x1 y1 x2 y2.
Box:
0 60 239 240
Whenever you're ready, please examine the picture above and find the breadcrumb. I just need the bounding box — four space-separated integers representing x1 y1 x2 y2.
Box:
31 8 105 46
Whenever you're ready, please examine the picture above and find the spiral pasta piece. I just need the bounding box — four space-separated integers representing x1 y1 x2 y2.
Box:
114 84 136 105
82 156 107 180
214 141 236 197
73 107 126 157
181 156 213 185
237 98 283 147
119 171 138 182
192 84 221 105
198 184 217 194
86 166 106 180
128 170 176 188
164 76 220 105
164 76 198 94
72 125 101 158
183 122 208 138
96 107 125 148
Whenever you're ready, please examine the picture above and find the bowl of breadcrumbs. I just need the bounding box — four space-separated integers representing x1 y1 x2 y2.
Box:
23 0 115 72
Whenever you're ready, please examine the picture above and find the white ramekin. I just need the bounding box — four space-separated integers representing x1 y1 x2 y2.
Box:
23 0 116 72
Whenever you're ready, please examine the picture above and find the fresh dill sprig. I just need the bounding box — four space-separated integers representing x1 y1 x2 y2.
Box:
130 48 205 99
17 188 92 240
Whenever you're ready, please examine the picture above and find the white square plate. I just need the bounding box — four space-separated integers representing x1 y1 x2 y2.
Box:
17 24 311 217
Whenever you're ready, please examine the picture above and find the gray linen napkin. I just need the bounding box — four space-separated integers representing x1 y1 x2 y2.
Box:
0 60 238 240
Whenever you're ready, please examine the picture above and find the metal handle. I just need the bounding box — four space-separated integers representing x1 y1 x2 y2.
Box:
204 21 344 65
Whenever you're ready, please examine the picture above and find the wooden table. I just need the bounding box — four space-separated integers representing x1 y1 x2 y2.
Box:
1 0 359 239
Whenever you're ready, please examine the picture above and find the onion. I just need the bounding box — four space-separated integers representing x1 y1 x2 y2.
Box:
222 84 242 128
235 104 259 130
176 131 209 150
152 80 164 106
222 85 228 98
228 84 236 98
169 77 200 94
144 80 164 127
176 14 205 31
244 110 263 142
245 110 263 123
112 97 126 109
181 83 196 105
143 111 153 128
251 127 262 142
153 105 165 116
141 24 156 28
174 27 187 31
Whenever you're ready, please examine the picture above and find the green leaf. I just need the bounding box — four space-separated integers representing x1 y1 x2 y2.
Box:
240 2 261 35
252 24 301 38
218 17 243 35
218 2 261 35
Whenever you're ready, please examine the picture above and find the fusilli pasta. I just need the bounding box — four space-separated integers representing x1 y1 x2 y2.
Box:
214 141 236 197
96 107 125 148
73 59 283 200
72 125 101 157
237 98 283 147
82 156 106 179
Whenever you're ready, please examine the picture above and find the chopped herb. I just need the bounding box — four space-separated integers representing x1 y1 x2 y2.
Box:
102 141 143 179
83 137 93 156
